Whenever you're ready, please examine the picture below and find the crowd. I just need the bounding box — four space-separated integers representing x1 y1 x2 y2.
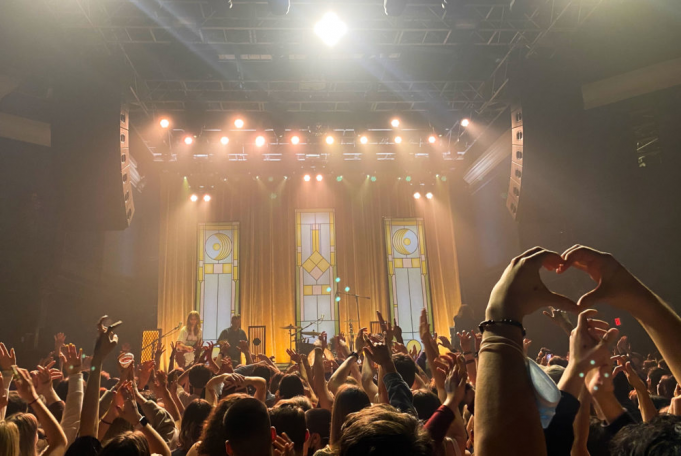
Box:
1 245 681 456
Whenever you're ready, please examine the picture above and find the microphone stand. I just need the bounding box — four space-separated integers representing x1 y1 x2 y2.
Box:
141 324 183 352
337 290 370 351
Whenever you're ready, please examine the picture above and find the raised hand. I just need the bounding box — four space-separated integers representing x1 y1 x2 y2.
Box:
14 368 39 403
438 336 455 352
419 309 433 344
393 342 409 355
569 309 619 372
616 336 631 356
319 332 328 351
457 331 473 353
138 360 155 389
487 247 579 323
473 332 482 352
0 373 8 410
442 355 468 407
612 356 646 391
542 307 574 334
54 333 66 352
377 311 394 347
409 344 419 361
237 340 250 353
273 432 295 456
392 318 404 344
93 316 119 361
0 343 17 370
362 333 392 367
224 373 246 390
34 361 61 395
355 327 367 353
286 348 303 364
116 383 143 425
523 338 532 355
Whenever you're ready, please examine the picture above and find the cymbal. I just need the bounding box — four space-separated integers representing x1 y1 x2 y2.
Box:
281 324 302 330
301 331 321 337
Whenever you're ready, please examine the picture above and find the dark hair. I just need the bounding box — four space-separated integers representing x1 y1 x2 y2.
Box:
278 374 305 399
648 368 670 392
658 375 677 399
270 371 284 394
252 365 271 387
586 417 611 456
413 390 441 421
305 408 331 446
102 417 134 445
548 356 569 368
99 431 151 456
188 365 213 390
55 380 69 402
197 393 249 456
6 392 27 417
270 405 308 452
7 413 38 456
611 414 681 456
338 404 434 456
392 353 417 387
277 396 313 412
223 397 272 456
179 399 213 450
650 395 671 410
330 385 370 446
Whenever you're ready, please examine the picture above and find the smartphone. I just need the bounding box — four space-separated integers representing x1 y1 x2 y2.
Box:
108 321 123 330
545 354 553 361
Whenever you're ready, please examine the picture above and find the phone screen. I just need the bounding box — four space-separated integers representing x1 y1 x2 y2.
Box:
545 354 553 361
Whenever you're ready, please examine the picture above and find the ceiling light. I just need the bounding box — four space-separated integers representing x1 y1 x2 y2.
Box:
428 135 437 144
360 135 368 144
413 192 421 199
426 192 433 199
220 136 229 145
315 12 347 47
203 194 211 202
304 174 311 182
461 118 470 127
325 135 334 145
291 135 300 145
391 118 400 128
267 0 290 15
234 118 245 128
316 174 323 182
255 135 266 147
159 118 170 128
394 136 402 144
190 194 198 202
184 136 194 145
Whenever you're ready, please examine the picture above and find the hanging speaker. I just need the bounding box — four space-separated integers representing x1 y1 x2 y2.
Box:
506 103 524 219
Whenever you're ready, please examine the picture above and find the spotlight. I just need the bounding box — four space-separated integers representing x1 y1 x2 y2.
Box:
190 194 199 202
384 0 408 16
359 135 368 144
325 135 334 145
405 176 412 182
159 118 170 129
304 174 311 182
336 175 343 182
370 176 377 182
203 194 211 202
234 118 245 128
390 118 400 128
441 176 447 182
428 135 437 144
344 286 350 292
316 174 323 182
426 192 433 199
461 118 470 127
184 136 194 145
335 277 341 283
315 12 347 47
220 136 229 145
291 135 300 145
413 192 421 199
255 135 266 147
267 0 290 15
394 136 402 144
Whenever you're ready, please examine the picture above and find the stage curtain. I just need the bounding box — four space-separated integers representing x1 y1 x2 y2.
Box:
157 173 462 363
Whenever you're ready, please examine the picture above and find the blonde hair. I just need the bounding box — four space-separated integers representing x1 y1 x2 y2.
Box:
0 420 21 456
185 311 201 337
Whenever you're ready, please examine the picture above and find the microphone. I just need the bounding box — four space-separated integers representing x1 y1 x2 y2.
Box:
176 322 182 330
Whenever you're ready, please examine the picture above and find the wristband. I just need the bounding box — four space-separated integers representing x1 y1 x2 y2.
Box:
135 416 149 430
479 319 526 336
465 359 475 365
28 397 40 407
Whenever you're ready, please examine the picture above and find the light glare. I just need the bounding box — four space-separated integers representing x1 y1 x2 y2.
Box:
190 194 198 202
159 118 170 128
255 135 266 147
220 136 229 145
360 135 368 144
391 118 400 128
426 192 433 199
316 174 323 182
325 135 334 145
184 136 193 145
203 194 211 202
413 192 421 199
461 118 470 127
428 135 436 144
304 174 311 182
234 118 245 128
394 136 402 144
291 135 300 145
315 12 347 47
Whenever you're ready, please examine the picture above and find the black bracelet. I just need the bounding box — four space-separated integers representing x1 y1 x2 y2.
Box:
479 319 526 336
465 359 475 365
349 352 359 358
462 351 473 356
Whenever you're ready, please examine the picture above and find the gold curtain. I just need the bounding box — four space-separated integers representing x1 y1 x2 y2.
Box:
158 173 462 363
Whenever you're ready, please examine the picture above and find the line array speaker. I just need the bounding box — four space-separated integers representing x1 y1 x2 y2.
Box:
506 102 524 219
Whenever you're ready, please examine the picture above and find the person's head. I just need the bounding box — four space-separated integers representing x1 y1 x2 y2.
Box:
6 392 27 417
0 420 20 456
647 367 669 394
278 374 305 400
186 311 201 335
611 414 681 456
413 390 441 421
198 393 249 456
277 396 313 412
7 413 38 456
179 399 213 450
658 375 677 399
102 417 134 445
392 353 417 387
330 385 371 446
231 315 242 330
305 408 331 455
99 431 151 456
270 405 309 456
338 404 434 456
630 352 645 372
253 365 272 389
586 417 610 456
189 365 213 391
270 371 284 394
223 397 274 456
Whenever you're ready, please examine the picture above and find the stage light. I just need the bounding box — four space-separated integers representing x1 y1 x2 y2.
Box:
394 136 402 144
326 287 332 292
413 192 421 199
316 174 323 182
159 118 170 128
304 174 311 182
426 192 433 199
370 176 377 182
315 12 347 47
267 0 290 15
405 176 412 182
461 118 470 127
344 286 350 292
441 176 447 182
359 135 368 144
190 194 199 202
335 296 341 302
325 135 334 145
291 135 300 145
335 277 341 283
184 136 194 145
385 0 408 16
203 194 211 202
336 175 343 182
220 136 229 145
428 135 437 144
391 118 400 128
255 135 266 147
234 118 245 128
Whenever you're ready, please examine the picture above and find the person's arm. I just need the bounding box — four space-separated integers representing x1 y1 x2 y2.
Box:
98 387 123 441
244 376 268 403
458 331 478 386
117 385 171 456
312 348 333 411
34 361 63 406
364 334 416 416
0 373 8 421
426 355 467 454
15 368 68 454
477 248 582 456
238 340 253 366
80 316 119 438
168 342 177 372
60 345 85 445
327 354 358 394
0 342 15 420
542 307 574 336
420 310 446 401
614 358 657 422
152 370 181 422
571 389 591 456
361 350 380 402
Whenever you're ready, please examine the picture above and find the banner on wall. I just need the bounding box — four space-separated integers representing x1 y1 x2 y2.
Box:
197 222 240 341
296 210 339 337
384 217 433 353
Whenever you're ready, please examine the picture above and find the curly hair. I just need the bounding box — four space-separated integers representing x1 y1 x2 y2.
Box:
197 394 249 456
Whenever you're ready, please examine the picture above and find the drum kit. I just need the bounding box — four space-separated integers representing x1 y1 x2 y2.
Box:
281 323 324 356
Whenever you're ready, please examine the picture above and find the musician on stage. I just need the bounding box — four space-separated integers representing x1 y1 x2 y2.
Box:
218 314 248 366
177 310 202 364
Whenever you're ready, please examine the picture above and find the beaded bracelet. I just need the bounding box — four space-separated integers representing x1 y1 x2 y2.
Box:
478 318 526 336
